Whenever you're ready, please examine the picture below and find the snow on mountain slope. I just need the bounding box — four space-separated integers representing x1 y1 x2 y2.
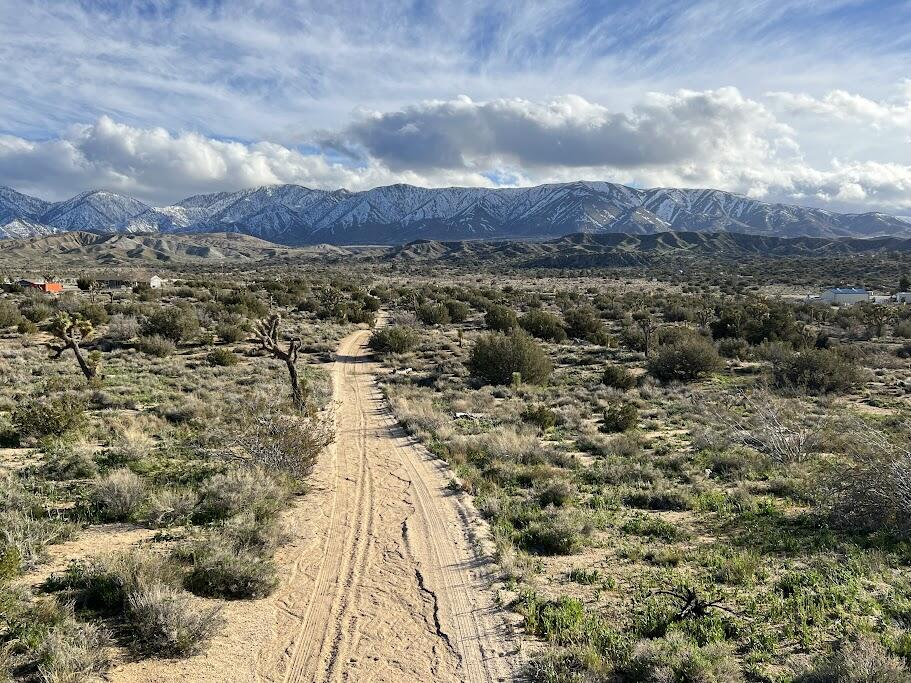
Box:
1 182 909 244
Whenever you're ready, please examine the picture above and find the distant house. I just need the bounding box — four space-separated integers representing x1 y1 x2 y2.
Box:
819 287 871 305
149 275 163 289
18 279 63 294
895 292 911 304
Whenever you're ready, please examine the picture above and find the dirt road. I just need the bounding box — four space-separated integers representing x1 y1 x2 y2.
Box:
112 327 518 682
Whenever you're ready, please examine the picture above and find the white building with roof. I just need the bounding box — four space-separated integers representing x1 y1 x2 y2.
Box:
819 287 871 304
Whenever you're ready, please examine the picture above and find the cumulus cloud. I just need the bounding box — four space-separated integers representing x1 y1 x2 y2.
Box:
1 92 910 215
768 83 911 129
324 89 791 172
0 117 495 204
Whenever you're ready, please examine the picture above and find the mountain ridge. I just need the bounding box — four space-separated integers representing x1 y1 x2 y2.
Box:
1 181 908 245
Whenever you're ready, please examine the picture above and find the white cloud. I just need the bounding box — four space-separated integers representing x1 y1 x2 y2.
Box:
768 82 911 129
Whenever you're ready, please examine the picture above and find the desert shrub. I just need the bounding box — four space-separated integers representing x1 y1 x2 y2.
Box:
106 313 141 341
521 405 558 430
648 338 722 382
182 537 277 599
717 337 751 360
1 510 72 572
484 305 519 332
416 302 450 326
40 443 98 480
138 334 176 358
20 301 54 323
127 582 222 657
104 424 155 466
563 306 607 343
195 468 287 523
603 364 636 390
621 633 743 682
444 299 470 323
469 330 552 385
0 300 21 328
227 408 333 484
215 321 248 343
146 488 197 528
141 306 199 342
76 302 109 326
520 512 587 555
796 634 908 683
368 325 419 354
206 348 238 366
17 318 38 334
520 310 567 342
772 348 863 394
12 395 85 439
36 617 111 683
826 429 911 537
537 479 576 508
601 402 638 433
92 469 146 521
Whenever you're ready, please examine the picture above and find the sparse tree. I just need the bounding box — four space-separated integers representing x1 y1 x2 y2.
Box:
860 302 896 338
49 312 101 382
633 311 659 356
256 314 308 412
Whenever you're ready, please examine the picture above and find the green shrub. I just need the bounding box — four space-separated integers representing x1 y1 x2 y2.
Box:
563 306 607 343
444 299 470 323
520 513 586 555
796 634 908 683
0 300 21 328
138 334 176 358
600 402 638 433
194 468 287 523
484 305 518 332
521 405 558 430
717 337 751 360
519 310 567 342
416 302 450 326
12 395 85 439
141 306 200 342
215 321 248 343
772 348 863 394
368 325 420 354
602 364 636 390
622 633 743 683
468 330 552 385
183 539 277 599
206 348 239 366
648 338 722 382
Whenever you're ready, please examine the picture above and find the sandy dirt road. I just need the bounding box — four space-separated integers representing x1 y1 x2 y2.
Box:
112 327 518 683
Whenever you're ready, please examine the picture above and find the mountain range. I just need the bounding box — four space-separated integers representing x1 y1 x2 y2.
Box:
1 181 909 245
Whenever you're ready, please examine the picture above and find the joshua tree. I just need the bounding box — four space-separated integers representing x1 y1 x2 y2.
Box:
256 314 308 412
633 311 660 356
50 312 101 382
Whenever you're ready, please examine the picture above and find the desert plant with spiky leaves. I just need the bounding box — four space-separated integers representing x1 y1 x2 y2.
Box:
49 312 101 382
255 314 309 412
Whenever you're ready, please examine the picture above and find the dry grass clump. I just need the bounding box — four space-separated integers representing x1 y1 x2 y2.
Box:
36 616 111 683
146 488 197 528
194 467 287 523
92 468 147 522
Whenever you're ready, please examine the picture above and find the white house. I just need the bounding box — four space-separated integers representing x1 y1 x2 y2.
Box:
149 275 163 289
895 292 911 304
819 287 871 304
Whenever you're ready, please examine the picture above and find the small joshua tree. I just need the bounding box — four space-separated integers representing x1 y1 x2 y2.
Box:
50 312 101 382
256 314 308 412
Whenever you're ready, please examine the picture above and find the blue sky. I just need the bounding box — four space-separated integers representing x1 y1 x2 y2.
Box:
0 0 909 211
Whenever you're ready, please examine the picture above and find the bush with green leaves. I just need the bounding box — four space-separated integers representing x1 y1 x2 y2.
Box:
368 325 420 354
484 304 519 332
563 306 608 343
602 364 636 390
648 337 722 382
194 468 287 524
182 535 277 600
215 320 248 343
772 348 863 394
0 299 21 328
521 405 558 430
796 634 908 683
12 395 85 439
621 633 743 683
601 401 638 433
206 348 239 366
416 302 450 326
468 330 552 385
141 306 200 342
444 299 470 323
519 309 567 342
138 334 176 357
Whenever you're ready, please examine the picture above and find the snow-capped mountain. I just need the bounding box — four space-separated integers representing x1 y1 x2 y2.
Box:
1 181 909 244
